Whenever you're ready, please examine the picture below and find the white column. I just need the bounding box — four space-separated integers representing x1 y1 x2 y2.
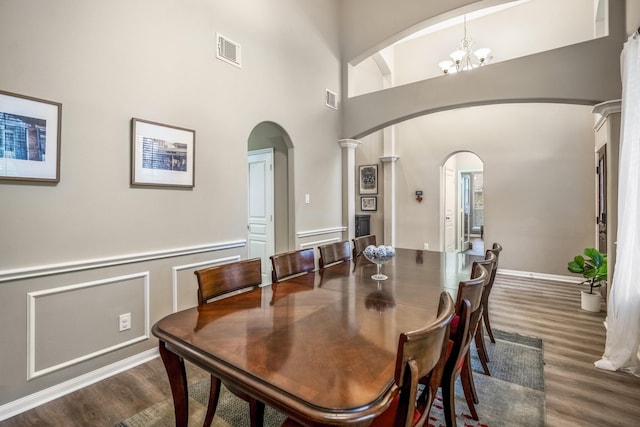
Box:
380 155 399 246
339 139 361 241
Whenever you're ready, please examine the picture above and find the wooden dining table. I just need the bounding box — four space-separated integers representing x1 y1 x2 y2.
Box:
152 248 478 426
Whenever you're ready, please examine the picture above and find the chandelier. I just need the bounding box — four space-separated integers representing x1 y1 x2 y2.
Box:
438 16 492 74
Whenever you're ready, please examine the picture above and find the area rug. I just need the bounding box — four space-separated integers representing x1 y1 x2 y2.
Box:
115 329 544 427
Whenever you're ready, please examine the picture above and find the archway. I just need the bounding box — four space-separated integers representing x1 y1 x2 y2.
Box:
247 122 295 282
442 151 484 254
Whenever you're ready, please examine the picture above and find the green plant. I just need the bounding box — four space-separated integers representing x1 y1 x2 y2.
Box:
567 248 607 294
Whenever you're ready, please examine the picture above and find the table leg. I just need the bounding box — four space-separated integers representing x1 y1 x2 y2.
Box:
159 340 189 427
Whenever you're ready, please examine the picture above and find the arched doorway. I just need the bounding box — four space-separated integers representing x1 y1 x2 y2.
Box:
442 151 484 254
247 121 295 283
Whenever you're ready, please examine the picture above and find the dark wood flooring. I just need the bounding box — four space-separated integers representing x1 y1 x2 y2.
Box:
1 274 639 426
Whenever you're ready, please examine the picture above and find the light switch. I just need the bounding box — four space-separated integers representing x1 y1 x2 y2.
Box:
305 194 310 204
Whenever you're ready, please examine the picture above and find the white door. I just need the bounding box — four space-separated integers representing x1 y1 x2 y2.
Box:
444 167 456 252
248 149 275 284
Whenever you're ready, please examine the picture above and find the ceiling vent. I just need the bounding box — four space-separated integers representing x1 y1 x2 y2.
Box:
217 33 241 68
325 89 338 110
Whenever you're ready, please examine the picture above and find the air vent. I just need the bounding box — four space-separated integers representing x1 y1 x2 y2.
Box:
325 89 337 110
216 33 241 68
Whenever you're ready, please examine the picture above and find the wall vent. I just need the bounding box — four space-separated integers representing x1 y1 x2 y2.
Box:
216 33 241 68
325 89 338 110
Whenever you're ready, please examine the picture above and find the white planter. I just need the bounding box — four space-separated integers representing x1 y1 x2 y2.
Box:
581 290 602 312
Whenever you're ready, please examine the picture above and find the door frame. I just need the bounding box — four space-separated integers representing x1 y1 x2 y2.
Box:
248 148 275 285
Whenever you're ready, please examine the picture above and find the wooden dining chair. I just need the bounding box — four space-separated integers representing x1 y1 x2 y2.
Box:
270 248 315 283
352 234 377 259
472 251 498 376
481 242 503 344
194 258 265 427
438 264 487 427
318 241 351 268
281 291 455 427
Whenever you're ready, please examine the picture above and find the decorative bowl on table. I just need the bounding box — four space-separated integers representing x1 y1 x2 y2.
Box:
362 245 396 280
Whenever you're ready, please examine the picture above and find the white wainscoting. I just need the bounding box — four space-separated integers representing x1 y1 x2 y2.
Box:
0 240 246 283
26 272 150 380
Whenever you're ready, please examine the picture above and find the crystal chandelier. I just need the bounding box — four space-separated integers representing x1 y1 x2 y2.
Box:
438 16 492 74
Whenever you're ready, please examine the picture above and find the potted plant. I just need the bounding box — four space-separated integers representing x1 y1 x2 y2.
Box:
567 247 607 312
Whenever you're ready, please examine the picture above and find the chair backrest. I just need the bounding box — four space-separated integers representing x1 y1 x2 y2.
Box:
472 255 496 312
389 292 455 427
270 248 315 283
456 264 487 314
485 242 502 286
318 241 351 269
194 258 262 305
352 234 377 259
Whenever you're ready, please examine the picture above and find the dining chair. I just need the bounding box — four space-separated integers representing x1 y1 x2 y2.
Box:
281 291 455 427
352 234 377 259
318 240 351 268
472 251 498 376
270 248 315 283
194 258 265 427
438 263 488 427
481 242 503 344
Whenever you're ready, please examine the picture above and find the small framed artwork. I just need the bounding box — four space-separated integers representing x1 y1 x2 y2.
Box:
359 164 378 194
0 90 62 183
361 196 377 211
131 118 195 188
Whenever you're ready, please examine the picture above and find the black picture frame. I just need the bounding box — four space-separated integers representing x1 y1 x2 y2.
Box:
361 196 377 211
359 164 378 194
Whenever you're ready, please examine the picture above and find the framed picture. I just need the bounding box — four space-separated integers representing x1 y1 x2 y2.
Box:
361 196 377 211
359 164 378 194
0 90 62 183
131 118 195 188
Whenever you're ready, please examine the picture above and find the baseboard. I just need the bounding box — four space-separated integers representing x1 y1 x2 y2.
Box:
499 268 582 283
0 348 159 421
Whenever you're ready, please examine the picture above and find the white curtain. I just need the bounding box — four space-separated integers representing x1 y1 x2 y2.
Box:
595 32 640 376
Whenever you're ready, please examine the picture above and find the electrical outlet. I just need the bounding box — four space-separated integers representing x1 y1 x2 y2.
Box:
423 243 429 250
119 313 131 332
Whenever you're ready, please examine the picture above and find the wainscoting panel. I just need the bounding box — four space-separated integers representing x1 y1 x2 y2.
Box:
26 272 150 380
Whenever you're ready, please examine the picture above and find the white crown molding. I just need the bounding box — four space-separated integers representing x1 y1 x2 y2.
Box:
593 99 622 130
338 139 361 149
0 240 246 283
380 155 399 163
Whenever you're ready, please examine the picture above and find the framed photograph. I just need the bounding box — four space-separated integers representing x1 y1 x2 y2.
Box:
0 90 61 183
359 164 378 194
361 196 377 211
131 118 195 188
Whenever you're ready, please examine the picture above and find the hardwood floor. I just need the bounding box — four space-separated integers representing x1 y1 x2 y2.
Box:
1 274 639 426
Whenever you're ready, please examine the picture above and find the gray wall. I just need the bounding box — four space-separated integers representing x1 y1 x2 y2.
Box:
356 103 595 275
0 0 342 406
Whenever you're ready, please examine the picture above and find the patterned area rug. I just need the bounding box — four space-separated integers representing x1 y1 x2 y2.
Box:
115 329 544 427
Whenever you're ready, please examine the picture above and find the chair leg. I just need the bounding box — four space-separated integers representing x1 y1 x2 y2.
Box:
460 359 479 420
249 398 265 427
463 352 479 404
474 325 491 376
442 376 458 427
203 375 222 427
461 370 479 421
483 310 496 343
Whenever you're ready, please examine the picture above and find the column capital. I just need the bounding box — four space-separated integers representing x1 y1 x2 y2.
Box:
380 155 399 163
338 139 361 150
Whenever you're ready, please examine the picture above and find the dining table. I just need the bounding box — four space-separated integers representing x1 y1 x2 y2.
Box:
152 248 479 426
